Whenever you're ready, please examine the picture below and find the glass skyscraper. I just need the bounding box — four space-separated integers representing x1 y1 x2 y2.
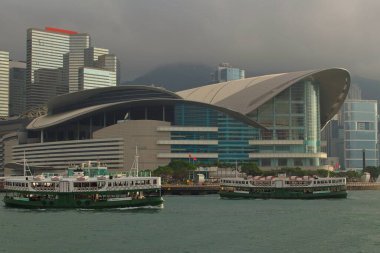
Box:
344 100 378 170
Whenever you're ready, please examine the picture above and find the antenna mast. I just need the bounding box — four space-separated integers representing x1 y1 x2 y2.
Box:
130 146 139 176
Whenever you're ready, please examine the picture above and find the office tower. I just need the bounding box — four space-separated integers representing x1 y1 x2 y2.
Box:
84 47 109 67
79 67 117 90
213 63 245 83
344 100 378 170
63 52 85 93
26 27 90 109
0 51 10 117
9 61 26 116
80 52 118 89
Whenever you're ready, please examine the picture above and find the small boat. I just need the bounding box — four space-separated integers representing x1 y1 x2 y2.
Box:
219 174 347 199
3 149 163 209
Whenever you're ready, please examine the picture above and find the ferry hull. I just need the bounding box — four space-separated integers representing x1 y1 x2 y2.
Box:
3 196 164 209
219 190 347 200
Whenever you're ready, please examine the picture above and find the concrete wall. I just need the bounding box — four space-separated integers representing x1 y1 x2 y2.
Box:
93 120 171 170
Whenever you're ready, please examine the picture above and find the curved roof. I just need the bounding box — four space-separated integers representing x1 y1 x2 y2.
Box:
27 68 349 130
48 85 182 114
177 68 350 127
27 99 265 130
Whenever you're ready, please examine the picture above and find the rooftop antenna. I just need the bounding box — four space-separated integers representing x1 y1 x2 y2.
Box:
235 160 238 178
130 146 139 177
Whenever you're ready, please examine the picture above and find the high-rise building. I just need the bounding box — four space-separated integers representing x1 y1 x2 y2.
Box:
9 61 26 116
213 63 245 83
26 27 90 109
79 67 117 90
343 100 378 171
0 51 10 118
84 47 109 67
63 52 85 93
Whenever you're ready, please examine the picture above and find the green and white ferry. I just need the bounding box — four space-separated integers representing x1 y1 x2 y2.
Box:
3 157 163 209
220 174 347 199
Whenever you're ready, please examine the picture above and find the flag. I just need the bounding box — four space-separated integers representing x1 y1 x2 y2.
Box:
193 157 197 161
189 154 192 158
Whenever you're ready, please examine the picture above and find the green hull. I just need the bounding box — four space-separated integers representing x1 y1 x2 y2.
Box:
220 190 347 200
3 196 164 209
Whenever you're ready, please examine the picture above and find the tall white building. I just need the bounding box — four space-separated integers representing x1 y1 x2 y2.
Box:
0 51 10 117
79 67 117 90
26 27 90 109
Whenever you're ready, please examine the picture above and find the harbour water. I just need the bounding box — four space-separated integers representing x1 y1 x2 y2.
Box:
0 191 380 253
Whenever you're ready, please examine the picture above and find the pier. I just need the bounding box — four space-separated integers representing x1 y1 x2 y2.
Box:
346 182 380 190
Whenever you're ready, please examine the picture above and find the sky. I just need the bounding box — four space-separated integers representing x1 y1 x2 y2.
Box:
1 0 380 82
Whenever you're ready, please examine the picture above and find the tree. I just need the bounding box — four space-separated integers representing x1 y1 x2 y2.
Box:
364 166 380 181
241 163 262 176
152 166 173 178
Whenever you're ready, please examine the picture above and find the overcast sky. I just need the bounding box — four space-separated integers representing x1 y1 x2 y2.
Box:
1 0 379 82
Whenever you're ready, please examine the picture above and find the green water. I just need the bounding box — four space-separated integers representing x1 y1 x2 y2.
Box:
0 191 379 253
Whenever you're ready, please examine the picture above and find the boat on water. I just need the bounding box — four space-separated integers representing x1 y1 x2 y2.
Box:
219 174 347 199
3 150 163 209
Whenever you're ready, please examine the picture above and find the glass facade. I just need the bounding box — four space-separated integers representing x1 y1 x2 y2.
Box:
173 103 258 164
248 80 321 167
344 100 378 170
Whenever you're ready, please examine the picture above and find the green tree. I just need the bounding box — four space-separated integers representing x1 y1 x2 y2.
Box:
152 166 173 177
241 163 262 176
364 166 380 181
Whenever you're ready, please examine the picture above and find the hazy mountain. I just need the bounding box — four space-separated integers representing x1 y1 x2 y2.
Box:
351 76 380 101
124 63 214 91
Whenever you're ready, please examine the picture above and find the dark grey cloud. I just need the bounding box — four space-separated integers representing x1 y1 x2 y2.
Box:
0 0 379 81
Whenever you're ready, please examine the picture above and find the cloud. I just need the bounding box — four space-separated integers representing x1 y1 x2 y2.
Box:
1 0 380 81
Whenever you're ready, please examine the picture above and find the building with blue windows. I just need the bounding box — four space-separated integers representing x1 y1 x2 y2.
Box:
343 100 378 171
0 68 350 176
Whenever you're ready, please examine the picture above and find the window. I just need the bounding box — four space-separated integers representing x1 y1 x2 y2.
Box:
357 122 372 130
278 159 287 166
261 159 271 166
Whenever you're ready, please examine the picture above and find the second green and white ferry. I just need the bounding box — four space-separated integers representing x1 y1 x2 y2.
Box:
220 174 347 199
